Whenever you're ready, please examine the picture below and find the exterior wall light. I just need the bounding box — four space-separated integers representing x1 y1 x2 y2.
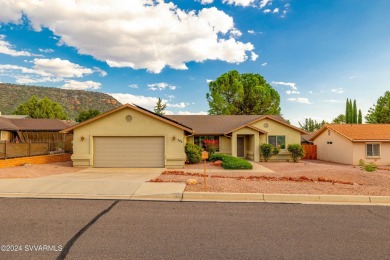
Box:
81 136 85 141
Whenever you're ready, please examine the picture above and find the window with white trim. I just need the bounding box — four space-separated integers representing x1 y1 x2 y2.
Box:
366 143 380 157
268 135 286 149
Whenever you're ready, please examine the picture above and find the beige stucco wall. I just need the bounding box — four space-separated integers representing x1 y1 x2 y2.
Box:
72 107 187 168
352 142 390 166
313 129 354 165
251 118 302 161
219 136 232 154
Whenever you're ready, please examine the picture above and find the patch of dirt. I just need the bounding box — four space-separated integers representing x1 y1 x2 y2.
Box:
153 160 390 196
0 161 83 179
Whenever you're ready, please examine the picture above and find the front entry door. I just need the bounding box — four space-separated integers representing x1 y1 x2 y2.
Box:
237 136 245 157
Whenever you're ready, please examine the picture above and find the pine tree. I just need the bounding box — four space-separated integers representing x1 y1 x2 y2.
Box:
154 98 167 115
358 109 363 124
352 99 357 123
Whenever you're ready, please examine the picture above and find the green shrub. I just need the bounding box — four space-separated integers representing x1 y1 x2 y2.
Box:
358 159 377 172
260 143 280 162
287 144 304 163
185 143 203 164
210 154 252 169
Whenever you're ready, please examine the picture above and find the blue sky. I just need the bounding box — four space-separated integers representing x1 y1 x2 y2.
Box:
0 0 389 125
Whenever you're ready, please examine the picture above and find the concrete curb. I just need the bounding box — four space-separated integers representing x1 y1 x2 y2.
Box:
182 192 390 205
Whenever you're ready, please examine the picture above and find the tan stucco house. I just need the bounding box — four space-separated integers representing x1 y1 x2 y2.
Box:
310 124 390 166
62 104 307 168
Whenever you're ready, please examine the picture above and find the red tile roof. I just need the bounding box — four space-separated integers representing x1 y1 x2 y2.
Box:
310 124 390 141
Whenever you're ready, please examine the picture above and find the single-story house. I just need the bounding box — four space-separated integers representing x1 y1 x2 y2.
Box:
0 116 72 142
310 124 390 165
61 104 307 168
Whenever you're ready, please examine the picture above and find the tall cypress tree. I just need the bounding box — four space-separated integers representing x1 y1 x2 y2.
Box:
358 109 363 124
352 99 357 123
345 98 350 123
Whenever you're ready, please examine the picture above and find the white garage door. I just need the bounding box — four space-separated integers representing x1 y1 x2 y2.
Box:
93 137 164 168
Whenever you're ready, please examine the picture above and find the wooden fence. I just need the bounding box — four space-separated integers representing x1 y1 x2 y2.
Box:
0 141 68 159
302 144 317 160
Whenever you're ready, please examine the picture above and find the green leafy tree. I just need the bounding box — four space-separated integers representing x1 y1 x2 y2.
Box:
299 118 326 132
76 109 100 122
154 97 167 115
365 91 390 124
206 70 281 115
185 143 203 164
332 114 346 124
13 96 68 119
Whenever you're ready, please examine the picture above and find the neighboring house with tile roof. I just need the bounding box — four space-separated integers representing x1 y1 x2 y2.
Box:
310 124 390 165
62 103 308 168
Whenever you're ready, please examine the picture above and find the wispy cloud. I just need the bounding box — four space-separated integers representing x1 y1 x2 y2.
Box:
331 88 344 94
272 81 297 90
261 62 267 66
0 35 36 57
250 51 259 61
128 84 139 89
286 90 300 95
38 48 54 53
166 102 188 108
177 111 208 115
148 82 176 91
288 97 311 104
323 99 343 103
62 80 101 90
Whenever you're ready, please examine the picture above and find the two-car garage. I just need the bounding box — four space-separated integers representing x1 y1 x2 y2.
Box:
62 104 192 168
93 136 165 168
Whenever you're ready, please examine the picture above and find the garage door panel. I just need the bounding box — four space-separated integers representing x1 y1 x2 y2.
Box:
94 137 164 168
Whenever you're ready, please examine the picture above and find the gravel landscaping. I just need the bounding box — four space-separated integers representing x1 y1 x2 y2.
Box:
152 160 390 196
0 161 82 179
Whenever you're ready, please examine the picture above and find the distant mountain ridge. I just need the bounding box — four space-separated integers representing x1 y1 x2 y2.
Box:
0 83 122 119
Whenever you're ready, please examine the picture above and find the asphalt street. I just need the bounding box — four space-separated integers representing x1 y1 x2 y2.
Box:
0 198 389 259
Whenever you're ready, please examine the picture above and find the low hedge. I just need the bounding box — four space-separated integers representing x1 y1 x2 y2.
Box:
210 154 253 170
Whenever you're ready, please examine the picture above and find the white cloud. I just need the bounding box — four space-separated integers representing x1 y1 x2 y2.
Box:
166 102 188 108
272 8 279 13
177 111 208 115
165 94 175 99
230 28 243 38
148 82 176 91
128 84 139 89
286 90 300 95
109 93 164 110
222 0 256 7
62 80 101 90
38 48 54 53
0 35 34 57
272 81 297 90
287 97 311 104
324 99 343 103
331 88 344 94
263 9 271 13
250 51 259 61
261 62 267 66
33 58 93 78
259 0 271 9
247 30 256 35
206 79 213 83
0 64 49 77
15 75 63 84
93 67 107 77
199 0 214 4
1 1 255 73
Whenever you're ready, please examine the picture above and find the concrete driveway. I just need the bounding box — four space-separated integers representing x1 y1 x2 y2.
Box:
0 168 185 200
